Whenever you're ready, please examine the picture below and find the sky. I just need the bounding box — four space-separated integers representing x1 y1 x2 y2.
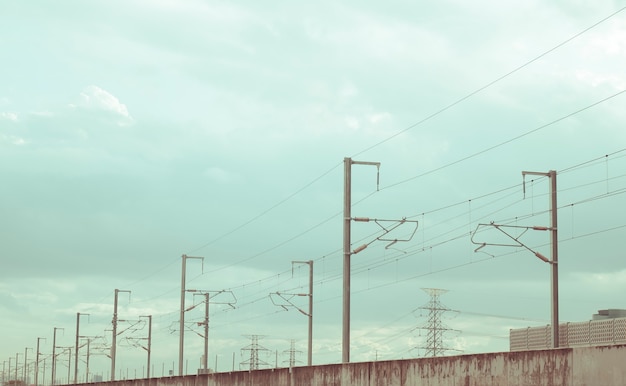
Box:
1 0 626 382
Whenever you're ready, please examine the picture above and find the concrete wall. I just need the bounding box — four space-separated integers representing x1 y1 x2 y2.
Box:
80 345 626 386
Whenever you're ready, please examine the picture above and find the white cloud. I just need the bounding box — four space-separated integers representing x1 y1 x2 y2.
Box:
73 85 133 122
0 134 27 145
0 111 18 121
569 269 626 296
588 24 626 56
575 70 626 89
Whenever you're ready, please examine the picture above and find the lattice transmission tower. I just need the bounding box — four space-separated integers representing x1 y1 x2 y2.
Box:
415 288 460 357
240 335 270 370
282 339 302 368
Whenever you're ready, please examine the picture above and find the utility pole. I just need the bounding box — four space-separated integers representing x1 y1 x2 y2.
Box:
471 170 559 348
74 312 89 384
139 315 152 379
202 293 209 372
51 327 63 386
24 347 32 383
64 348 72 384
185 289 236 373
523 170 559 348
292 260 313 366
179 254 204 376
343 157 380 363
14 353 20 382
111 289 131 381
35 337 44 386
84 338 91 383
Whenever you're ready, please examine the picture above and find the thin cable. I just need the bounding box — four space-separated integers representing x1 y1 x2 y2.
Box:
186 161 341 254
559 148 626 174
382 89 626 190
352 6 626 158
201 189 379 276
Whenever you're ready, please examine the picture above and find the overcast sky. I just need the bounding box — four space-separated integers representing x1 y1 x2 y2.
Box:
2 0 626 382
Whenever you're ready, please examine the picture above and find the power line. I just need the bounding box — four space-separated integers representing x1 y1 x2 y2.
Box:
351 5 626 158
110 8 626 301
381 89 626 191
312 219 626 307
92 152 626 338
256 151 626 296
187 162 342 254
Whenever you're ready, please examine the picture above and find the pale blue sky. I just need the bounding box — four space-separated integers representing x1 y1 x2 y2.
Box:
1 0 626 380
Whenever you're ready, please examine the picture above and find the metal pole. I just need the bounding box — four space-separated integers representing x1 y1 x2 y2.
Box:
549 170 559 348
179 255 187 376
67 348 71 383
342 157 352 363
523 170 559 348
147 316 152 379
111 289 119 381
203 293 209 372
35 337 43 386
342 158 380 363
74 313 79 383
293 260 314 366
52 327 61 386
179 255 203 376
15 353 20 382
24 347 31 382
111 289 130 381
86 339 90 383
307 261 313 366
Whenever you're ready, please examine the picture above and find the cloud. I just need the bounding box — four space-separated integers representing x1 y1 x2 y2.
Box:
0 111 18 121
587 22 626 56
0 289 28 315
0 133 26 145
571 269 626 290
71 85 133 124
575 70 626 89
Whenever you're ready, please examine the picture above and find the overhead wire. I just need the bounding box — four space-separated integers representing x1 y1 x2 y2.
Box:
56 151 626 358
351 6 626 159
380 89 626 191
11 7 626 366
82 10 626 332
110 8 626 304
257 152 626 296
187 161 342 254
310 175 626 303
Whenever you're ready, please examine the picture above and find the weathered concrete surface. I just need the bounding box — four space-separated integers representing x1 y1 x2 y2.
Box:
572 345 626 386
78 345 626 386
